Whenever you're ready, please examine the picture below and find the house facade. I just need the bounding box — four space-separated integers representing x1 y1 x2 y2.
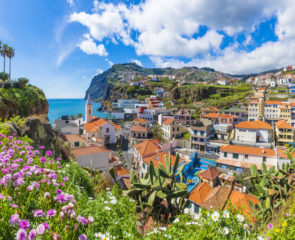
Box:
130 125 148 146
275 120 294 146
161 118 185 141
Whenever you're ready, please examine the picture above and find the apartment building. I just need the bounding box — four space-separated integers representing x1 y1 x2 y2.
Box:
161 118 185 141
130 125 149 146
275 120 295 146
217 145 277 173
247 99 264 121
190 124 212 152
232 120 273 148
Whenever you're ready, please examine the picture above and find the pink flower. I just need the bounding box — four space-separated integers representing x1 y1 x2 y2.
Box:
19 219 30 230
46 209 56 218
79 234 87 240
36 224 45 236
268 223 273 229
33 209 44 218
15 229 27 240
9 213 19 225
40 157 46 163
46 151 52 157
42 222 50 230
88 216 94 224
39 146 45 149
28 229 36 240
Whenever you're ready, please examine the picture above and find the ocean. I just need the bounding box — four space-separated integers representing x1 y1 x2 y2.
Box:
48 99 108 125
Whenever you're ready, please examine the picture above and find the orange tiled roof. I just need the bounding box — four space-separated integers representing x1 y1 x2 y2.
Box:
134 118 148 123
200 167 219 181
84 117 120 132
220 145 275 157
162 118 174 126
202 112 218 118
142 152 183 168
130 125 148 132
60 134 84 142
275 120 293 129
235 120 272 130
189 182 211 205
277 148 295 159
113 166 130 176
72 146 110 157
134 139 160 157
217 158 275 170
226 191 259 223
201 186 231 210
265 100 282 105
218 114 237 119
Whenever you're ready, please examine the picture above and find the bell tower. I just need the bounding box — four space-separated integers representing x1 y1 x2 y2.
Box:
85 94 93 123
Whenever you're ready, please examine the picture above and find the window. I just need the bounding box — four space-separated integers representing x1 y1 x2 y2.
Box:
245 155 248 159
74 142 80 147
106 128 109 133
224 152 227 158
233 153 239 159
263 157 266 162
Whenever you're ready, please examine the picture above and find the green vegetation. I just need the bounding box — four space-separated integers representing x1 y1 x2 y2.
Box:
183 131 190 140
126 85 153 97
148 77 177 88
268 97 288 101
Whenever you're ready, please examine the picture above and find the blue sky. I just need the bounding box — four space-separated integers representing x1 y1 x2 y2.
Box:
0 0 295 98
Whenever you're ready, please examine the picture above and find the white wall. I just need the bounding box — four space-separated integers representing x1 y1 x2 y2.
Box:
76 152 110 170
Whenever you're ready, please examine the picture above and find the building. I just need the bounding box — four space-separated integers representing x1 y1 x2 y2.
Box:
137 107 171 123
173 109 194 125
247 99 265 121
222 107 247 121
161 118 185 141
199 167 219 188
217 144 277 173
133 118 148 128
60 134 86 148
280 103 292 122
130 125 148 146
263 100 281 123
146 96 165 109
275 120 295 146
233 120 273 148
53 115 83 135
188 182 211 213
190 124 212 152
202 113 238 125
72 146 114 171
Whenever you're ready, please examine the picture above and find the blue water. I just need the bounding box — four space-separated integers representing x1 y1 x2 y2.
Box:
48 99 109 125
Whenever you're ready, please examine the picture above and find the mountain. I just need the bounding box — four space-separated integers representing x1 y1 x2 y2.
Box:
85 63 285 101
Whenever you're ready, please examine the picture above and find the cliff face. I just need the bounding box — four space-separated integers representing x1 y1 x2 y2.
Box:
0 85 48 120
7 117 70 160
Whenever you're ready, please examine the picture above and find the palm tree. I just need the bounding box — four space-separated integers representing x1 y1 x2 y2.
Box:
7 47 15 80
0 44 9 73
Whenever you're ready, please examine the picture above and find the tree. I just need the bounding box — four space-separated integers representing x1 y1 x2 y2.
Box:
0 72 9 85
7 47 15 80
152 124 164 143
0 43 9 73
18 77 29 88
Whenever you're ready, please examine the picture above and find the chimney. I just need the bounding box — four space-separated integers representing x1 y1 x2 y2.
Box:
261 147 265 154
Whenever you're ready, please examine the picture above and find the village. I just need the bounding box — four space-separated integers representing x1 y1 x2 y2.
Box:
52 65 295 223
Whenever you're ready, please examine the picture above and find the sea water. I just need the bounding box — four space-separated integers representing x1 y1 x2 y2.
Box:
48 99 109 125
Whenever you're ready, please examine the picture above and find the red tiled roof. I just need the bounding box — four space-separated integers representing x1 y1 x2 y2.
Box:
226 191 259 223
201 186 231 210
84 117 120 132
134 118 148 123
220 145 275 157
142 152 183 168
200 167 219 181
113 166 130 176
277 148 295 159
265 100 282 105
217 158 275 170
235 120 272 130
130 125 148 132
72 146 110 157
162 118 174 126
202 113 218 118
275 120 293 129
60 134 84 142
189 182 211 205
134 139 160 157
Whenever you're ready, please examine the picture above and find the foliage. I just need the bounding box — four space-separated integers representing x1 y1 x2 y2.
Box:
151 124 164 143
126 85 152 97
246 148 295 224
0 72 9 81
18 77 29 89
183 131 190 141
126 155 187 226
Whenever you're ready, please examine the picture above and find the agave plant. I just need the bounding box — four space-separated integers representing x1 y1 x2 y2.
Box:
247 147 295 223
126 154 187 224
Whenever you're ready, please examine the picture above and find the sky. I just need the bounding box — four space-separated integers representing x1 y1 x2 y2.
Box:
1 0 295 98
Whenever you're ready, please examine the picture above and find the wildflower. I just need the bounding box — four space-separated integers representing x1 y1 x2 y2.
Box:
46 151 52 157
173 218 179 223
286 213 289 217
282 221 287 227
110 199 117 204
211 211 220 222
15 228 27 240
236 214 244 222
88 216 94 224
9 213 19 225
11 203 19 208
44 192 50 198
77 215 88 225
40 157 46 163
28 229 36 240
223 210 230 218
159 226 167 231
33 209 44 217
42 222 50 230
222 227 229 235
275 228 280 233
104 207 111 211
268 223 273 229
79 234 87 240
36 224 45 235
19 219 30 230
46 209 56 218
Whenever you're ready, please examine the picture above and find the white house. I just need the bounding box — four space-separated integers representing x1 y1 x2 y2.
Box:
84 95 120 145
217 144 277 173
53 116 83 135
233 120 273 148
72 146 116 171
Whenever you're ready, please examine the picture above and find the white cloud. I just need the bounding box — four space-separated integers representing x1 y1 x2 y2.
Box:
105 58 113 66
69 0 295 73
131 59 142 67
78 34 108 56
56 42 77 66
97 68 103 74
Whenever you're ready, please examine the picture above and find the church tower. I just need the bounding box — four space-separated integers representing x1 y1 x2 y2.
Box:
85 94 93 123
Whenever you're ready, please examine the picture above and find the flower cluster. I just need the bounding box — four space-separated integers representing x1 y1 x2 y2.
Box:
0 134 93 239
